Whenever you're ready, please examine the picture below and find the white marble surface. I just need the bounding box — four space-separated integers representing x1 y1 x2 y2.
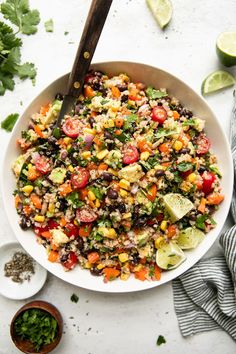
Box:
0 0 236 353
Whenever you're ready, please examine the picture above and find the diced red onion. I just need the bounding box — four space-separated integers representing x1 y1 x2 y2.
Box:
131 184 139 194
84 134 94 148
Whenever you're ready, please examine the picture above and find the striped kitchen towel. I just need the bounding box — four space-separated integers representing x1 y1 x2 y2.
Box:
172 225 236 340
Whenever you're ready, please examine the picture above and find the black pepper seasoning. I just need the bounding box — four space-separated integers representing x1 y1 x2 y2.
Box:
4 251 35 283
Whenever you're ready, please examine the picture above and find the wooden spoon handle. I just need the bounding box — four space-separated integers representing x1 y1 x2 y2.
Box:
67 0 113 97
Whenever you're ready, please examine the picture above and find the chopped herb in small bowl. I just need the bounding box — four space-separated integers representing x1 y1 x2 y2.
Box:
10 301 63 353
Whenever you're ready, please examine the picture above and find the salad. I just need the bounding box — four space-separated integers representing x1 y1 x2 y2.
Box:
12 70 224 282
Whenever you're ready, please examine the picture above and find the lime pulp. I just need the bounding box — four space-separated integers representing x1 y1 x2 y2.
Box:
201 70 235 96
216 31 236 67
146 0 173 29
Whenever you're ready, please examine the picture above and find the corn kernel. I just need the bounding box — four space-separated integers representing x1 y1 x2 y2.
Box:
22 185 34 195
88 190 96 201
120 189 128 197
74 219 79 226
120 273 130 281
122 212 132 220
81 151 91 159
28 163 32 169
155 236 165 249
180 181 192 192
68 165 74 172
125 196 134 204
97 263 105 270
108 119 115 127
118 253 129 263
140 151 150 161
119 179 130 190
84 261 92 269
98 227 117 239
128 99 135 106
108 168 118 176
187 173 197 183
84 128 96 135
34 215 45 222
95 199 101 208
160 220 168 231
67 144 72 151
133 264 143 272
103 120 110 128
173 140 183 151
154 164 166 171
108 228 117 239
48 203 55 213
64 137 72 145
96 149 109 160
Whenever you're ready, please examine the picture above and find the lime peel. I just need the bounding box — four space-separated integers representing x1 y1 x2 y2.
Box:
176 227 205 250
156 241 186 270
163 193 194 222
146 0 173 29
201 70 235 96
216 31 236 67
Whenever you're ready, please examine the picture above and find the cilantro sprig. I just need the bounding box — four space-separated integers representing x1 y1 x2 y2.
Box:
1 0 40 35
1 112 19 131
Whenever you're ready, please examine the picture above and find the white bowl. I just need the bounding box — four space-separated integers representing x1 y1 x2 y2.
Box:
1 62 233 293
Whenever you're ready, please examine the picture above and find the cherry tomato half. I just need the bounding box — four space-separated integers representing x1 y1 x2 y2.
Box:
122 145 139 164
71 167 90 189
63 251 78 270
48 220 60 229
64 223 80 238
35 156 51 175
62 117 81 138
76 207 98 223
196 134 211 155
201 171 216 195
151 106 167 124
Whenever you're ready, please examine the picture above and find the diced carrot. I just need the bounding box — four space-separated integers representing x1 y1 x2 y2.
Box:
87 252 100 264
93 136 103 147
48 250 59 263
207 194 224 205
161 161 171 167
159 142 171 154
17 138 31 151
51 243 59 251
30 194 42 209
79 188 88 200
34 125 44 138
59 182 72 197
111 181 120 191
84 86 96 98
28 166 40 181
103 267 120 281
90 111 97 118
167 224 178 238
198 197 206 213
134 267 148 281
147 184 157 202
23 205 32 216
40 103 50 115
98 163 108 170
154 265 162 280
178 133 190 147
172 110 180 120
60 217 67 227
111 86 121 98
115 117 124 128
122 220 132 230
79 223 92 237
41 231 52 239
137 139 152 153
114 129 122 135
15 195 21 208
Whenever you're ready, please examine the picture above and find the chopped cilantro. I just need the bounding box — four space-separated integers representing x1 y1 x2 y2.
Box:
1 112 19 131
70 293 79 303
64 31 69 35
123 114 137 130
44 19 54 32
156 335 166 346
196 214 208 230
90 186 104 200
1 0 40 35
66 192 84 208
146 87 168 99
155 127 179 139
177 162 193 172
115 132 131 143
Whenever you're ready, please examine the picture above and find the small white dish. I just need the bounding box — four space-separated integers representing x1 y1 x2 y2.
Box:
0 242 47 300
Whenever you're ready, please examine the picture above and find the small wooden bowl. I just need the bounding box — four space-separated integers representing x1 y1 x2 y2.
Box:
10 300 63 354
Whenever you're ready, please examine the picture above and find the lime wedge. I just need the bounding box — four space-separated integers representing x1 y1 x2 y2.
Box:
176 227 205 250
216 31 236 67
146 0 173 29
201 70 235 96
163 193 194 222
156 241 186 270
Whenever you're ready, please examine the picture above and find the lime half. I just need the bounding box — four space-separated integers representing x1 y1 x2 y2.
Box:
146 0 173 29
156 241 186 270
163 193 194 222
176 227 205 250
201 70 235 96
216 31 236 67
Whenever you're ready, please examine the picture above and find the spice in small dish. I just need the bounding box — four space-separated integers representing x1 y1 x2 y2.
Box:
4 251 35 283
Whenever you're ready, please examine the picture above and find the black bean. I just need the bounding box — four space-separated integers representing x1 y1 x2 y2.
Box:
157 102 163 106
155 169 165 178
60 254 69 262
55 93 63 100
48 136 57 145
107 142 115 150
116 84 127 92
108 204 116 212
198 166 207 173
19 216 31 230
66 171 71 179
180 108 193 118
133 217 148 227
59 199 68 211
131 254 140 265
107 188 118 199
175 104 183 113
89 117 95 127
117 203 126 213
179 148 190 154
90 267 102 276
104 130 114 140
189 213 197 221
76 238 84 250
121 94 128 103
102 172 113 182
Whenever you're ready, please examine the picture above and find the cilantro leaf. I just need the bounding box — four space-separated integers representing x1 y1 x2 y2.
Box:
177 162 193 172
196 214 208 230
44 19 54 33
1 0 40 35
156 335 166 346
1 113 19 132
17 62 37 80
146 87 168 99
71 293 79 303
